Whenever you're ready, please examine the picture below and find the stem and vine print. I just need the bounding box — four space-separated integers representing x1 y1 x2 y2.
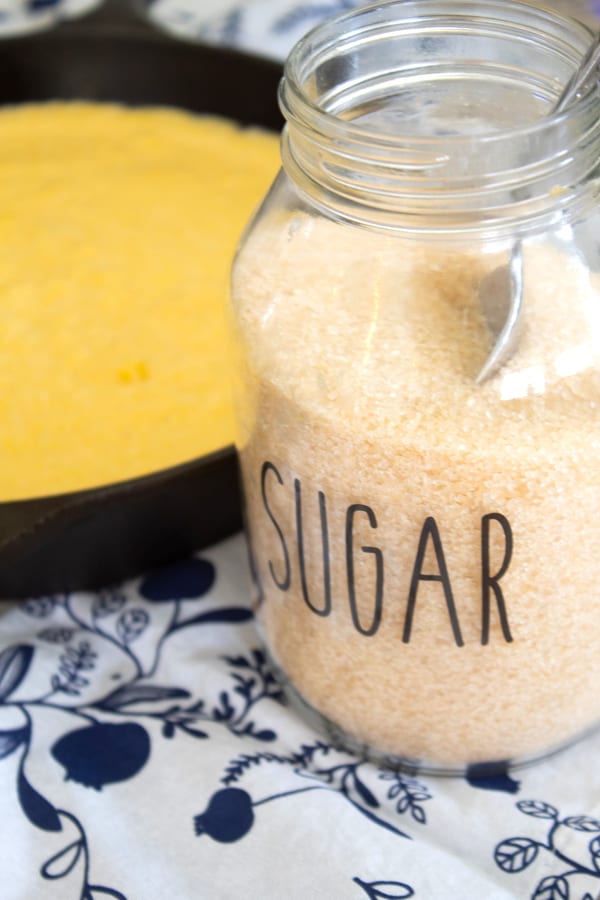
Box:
1 533 600 899
0 552 259 898
0 541 427 899
495 800 600 900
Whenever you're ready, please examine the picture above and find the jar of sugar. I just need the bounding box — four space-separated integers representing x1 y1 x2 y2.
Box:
230 0 600 773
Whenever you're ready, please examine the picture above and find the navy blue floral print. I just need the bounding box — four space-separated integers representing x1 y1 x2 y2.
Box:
194 787 255 843
495 800 600 899
52 722 151 790
194 740 434 846
353 878 414 900
1 536 599 898
0 554 257 898
466 763 521 794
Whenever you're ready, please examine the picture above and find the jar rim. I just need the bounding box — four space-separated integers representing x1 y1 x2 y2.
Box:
281 0 600 148
278 0 600 236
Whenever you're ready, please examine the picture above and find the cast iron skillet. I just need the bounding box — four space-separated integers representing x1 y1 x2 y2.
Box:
0 6 283 596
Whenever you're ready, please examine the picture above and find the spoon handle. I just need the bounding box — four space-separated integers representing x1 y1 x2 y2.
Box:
476 30 600 385
554 31 600 113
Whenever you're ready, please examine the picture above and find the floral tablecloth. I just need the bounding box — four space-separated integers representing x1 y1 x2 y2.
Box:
2 1 600 898
2 533 600 900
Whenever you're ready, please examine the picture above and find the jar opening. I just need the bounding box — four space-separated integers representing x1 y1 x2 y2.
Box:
279 0 600 236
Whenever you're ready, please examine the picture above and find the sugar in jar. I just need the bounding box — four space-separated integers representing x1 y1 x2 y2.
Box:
230 0 600 772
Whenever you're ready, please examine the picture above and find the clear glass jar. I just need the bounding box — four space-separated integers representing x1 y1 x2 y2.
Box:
230 0 600 773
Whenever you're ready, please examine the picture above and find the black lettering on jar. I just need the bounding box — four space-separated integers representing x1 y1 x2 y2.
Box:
346 504 384 637
261 461 291 592
294 478 332 617
481 512 513 645
403 516 464 647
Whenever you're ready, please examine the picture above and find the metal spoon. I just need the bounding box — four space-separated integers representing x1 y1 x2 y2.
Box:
476 31 600 384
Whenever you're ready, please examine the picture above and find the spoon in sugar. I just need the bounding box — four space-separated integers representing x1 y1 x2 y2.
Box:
476 31 600 384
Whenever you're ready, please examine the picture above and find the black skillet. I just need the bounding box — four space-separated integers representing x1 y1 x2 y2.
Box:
0 4 283 597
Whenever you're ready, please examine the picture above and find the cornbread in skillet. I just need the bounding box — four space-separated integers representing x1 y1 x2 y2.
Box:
0 102 279 499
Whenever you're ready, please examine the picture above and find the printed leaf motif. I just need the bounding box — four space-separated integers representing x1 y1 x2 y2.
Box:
410 805 426 825
379 771 432 824
221 749 295 784
116 609 149 644
563 816 600 833
37 628 75 644
18 770 62 832
93 589 127 618
517 800 558 820
162 721 176 739
97 684 191 710
352 772 379 808
178 724 209 739
223 656 251 668
41 839 84 879
395 796 410 814
408 792 430 803
495 837 539 873
21 597 55 618
589 835 600 872
175 608 253 630
0 727 28 760
353 877 414 899
251 729 277 742
52 642 97 696
0 644 34 699
213 691 235 722
233 675 256 697
496 798 600 897
532 875 569 900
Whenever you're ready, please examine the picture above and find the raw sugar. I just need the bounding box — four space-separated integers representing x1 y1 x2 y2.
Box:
233 209 600 766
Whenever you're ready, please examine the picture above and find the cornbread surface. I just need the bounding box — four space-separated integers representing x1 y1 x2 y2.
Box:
0 102 279 500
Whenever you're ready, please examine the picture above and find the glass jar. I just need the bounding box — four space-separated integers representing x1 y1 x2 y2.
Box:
230 0 600 773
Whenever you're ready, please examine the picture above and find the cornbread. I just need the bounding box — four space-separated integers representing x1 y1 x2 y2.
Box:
0 102 279 500
233 211 600 767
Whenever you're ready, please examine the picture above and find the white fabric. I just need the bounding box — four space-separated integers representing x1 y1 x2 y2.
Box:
2 2 600 897
1 533 599 900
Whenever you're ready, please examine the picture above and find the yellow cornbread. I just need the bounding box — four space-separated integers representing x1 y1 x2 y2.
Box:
0 102 280 500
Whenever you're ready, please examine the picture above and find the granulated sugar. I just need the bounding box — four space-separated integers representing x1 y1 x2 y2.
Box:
232 210 600 767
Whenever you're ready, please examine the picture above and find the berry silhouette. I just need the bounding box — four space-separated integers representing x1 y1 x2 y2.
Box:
52 722 150 790
466 763 520 794
140 558 215 601
193 788 254 842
